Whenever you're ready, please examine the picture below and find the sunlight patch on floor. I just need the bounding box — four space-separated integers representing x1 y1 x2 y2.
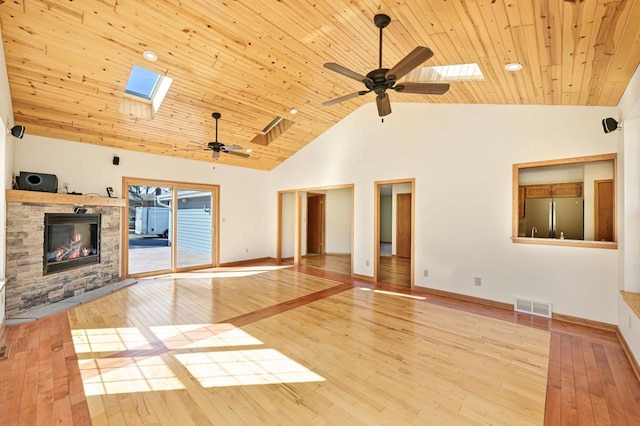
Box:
149 323 263 349
139 265 292 280
357 287 427 300
78 356 184 396
175 348 325 387
73 322 323 396
72 327 153 354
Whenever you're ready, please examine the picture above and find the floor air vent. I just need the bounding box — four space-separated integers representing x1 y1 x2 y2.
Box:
514 297 552 318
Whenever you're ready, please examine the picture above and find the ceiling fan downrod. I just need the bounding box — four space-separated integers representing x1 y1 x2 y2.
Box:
212 112 221 142
374 14 391 70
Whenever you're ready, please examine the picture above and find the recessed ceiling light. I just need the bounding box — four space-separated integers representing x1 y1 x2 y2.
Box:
143 50 158 61
504 62 523 72
245 148 253 153
289 108 298 115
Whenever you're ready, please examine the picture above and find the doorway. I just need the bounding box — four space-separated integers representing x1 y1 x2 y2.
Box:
276 185 354 275
123 177 219 277
375 179 414 287
307 193 325 255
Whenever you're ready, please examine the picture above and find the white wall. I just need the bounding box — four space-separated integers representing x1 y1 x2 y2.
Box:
617 64 640 366
280 191 295 258
619 295 640 360
269 102 619 323
13 135 271 264
620 117 640 294
380 195 392 242
325 187 352 254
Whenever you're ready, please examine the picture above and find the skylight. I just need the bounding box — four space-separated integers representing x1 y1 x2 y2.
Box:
405 63 484 83
120 65 173 118
125 65 161 100
251 116 294 146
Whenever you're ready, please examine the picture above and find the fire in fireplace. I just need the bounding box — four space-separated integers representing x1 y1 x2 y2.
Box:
44 213 101 275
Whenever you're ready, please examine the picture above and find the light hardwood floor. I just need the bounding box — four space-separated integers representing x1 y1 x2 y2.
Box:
378 255 411 287
299 254 351 275
1 264 640 425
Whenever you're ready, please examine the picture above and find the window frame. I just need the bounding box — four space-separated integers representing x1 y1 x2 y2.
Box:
512 153 617 249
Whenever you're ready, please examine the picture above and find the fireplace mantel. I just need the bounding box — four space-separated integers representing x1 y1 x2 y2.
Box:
6 190 125 207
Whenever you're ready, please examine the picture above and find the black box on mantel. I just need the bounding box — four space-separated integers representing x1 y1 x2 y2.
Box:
17 171 58 193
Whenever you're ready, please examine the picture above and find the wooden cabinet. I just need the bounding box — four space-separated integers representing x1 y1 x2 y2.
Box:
525 185 552 199
523 183 582 199
552 183 582 197
518 187 525 218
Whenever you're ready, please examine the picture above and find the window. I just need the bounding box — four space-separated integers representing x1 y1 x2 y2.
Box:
120 66 173 119
512 154 616 248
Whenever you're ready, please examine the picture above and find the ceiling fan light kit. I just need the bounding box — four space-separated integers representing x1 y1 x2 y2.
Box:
203 112 249 159
323 14 450 118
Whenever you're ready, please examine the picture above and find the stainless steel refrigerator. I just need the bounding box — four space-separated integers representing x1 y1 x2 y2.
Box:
525 197 584 240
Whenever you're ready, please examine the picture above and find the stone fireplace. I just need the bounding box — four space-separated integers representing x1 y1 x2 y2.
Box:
5 190 124 317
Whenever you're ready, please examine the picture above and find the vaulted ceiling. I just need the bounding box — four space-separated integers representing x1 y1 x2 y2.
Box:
1 0 639 170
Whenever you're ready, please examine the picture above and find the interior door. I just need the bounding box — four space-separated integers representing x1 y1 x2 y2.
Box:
595 179 614 241
307 194 324 254
396 193 411 258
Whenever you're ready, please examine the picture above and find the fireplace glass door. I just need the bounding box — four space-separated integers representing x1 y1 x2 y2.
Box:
44 213 100 274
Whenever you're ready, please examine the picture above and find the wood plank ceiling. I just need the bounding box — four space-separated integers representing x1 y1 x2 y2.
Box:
1 0 639 171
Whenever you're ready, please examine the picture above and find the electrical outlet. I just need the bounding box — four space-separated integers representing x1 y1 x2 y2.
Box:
474 277 482 286
366 260 370 267
423 269 428 277
245 248 248 253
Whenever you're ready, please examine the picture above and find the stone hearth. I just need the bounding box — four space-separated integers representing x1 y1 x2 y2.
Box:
5 190 124 317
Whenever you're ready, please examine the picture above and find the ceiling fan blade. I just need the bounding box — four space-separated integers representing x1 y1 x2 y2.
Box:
376 93 392 117
323 90 369 107
394 82 450 95
324 62 371 84
226 150 250 158
221 144 243 151
385 47 434 82
212 150 220 159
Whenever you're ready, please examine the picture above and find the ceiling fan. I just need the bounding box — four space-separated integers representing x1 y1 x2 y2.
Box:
204 112 249 159
323 14 450 117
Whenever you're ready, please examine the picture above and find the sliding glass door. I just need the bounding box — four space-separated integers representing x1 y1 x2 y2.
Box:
176 188 214 269
124 178 219 277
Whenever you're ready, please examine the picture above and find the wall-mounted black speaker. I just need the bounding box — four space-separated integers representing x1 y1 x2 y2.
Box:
112 155 120 165
17 171 58 193
10 125 25 139
602 117 620 133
